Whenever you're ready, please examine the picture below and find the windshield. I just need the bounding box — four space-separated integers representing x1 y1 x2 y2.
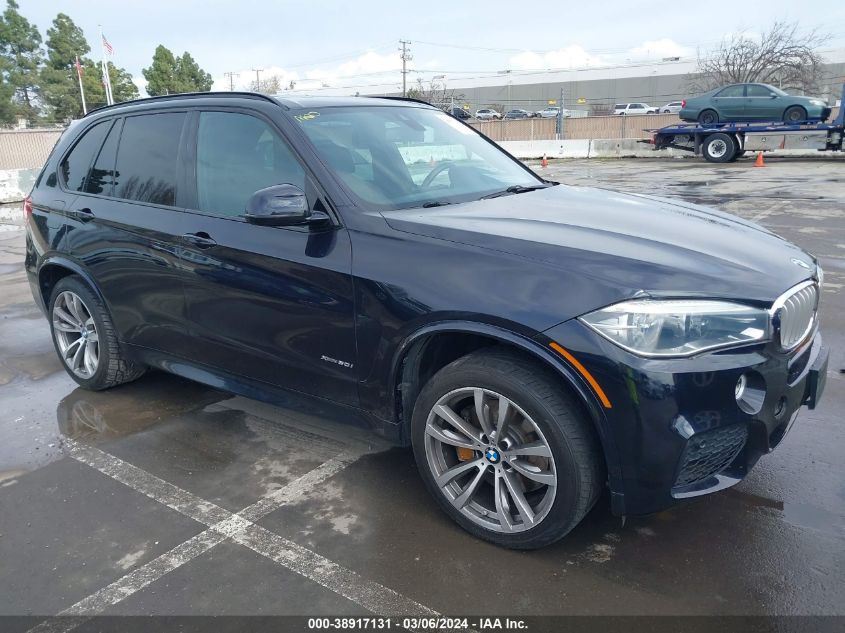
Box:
292 105 541 210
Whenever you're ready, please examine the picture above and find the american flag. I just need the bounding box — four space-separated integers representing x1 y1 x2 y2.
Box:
102 34 113 55
74 55 83 77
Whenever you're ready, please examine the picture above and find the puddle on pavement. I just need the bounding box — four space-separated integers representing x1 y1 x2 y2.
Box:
55 372 227 443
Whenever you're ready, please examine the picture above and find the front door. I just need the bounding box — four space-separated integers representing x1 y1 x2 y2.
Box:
178 109 358 406
745 84 782 121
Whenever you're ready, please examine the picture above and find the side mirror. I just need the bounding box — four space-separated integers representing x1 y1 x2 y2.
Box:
770 92 779 98
245 184 309 226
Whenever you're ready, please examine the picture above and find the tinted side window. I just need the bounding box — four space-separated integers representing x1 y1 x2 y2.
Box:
60 121 110 192
84 120 120 195
746 85 772 97
195 111 305 218
114 113 186 206
717 85 745 98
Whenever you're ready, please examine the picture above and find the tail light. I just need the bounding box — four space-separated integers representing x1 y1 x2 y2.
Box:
681 100 686 108
23 196 33 222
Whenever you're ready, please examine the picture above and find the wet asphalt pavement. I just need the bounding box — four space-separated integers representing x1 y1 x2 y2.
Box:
0 157 843 627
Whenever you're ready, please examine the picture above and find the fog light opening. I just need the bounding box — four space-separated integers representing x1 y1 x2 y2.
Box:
774 397 787 419
735 371 766 415
735 374 747 400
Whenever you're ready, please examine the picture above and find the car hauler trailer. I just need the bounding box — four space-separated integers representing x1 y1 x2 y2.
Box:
643 84 844 163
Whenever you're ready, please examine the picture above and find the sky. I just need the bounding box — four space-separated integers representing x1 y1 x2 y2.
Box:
17 0 845 96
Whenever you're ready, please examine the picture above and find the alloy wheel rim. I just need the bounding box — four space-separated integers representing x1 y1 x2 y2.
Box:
52 291 99 379
424 387 557 533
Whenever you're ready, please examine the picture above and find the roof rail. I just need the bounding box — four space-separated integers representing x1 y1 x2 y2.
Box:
83 91 279 117
373 96 438 108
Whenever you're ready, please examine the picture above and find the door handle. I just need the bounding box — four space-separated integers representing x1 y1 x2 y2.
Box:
74 207 95 222
182 232 217 249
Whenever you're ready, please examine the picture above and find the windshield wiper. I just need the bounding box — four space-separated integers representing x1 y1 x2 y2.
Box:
420 200 453 208
480 184 551 200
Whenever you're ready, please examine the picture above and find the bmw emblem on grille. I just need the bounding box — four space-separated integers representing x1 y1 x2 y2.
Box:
791 258 811 270
485 448 501 464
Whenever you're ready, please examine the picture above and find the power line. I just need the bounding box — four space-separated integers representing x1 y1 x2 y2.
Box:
252 68 263 89
399 39 412 96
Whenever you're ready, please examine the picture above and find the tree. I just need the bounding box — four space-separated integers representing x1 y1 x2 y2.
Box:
39 13 89 121
0 73 15 125
142 45 212 96
0 0 43 118
249 75 283 94
691 22 830 95
406 77 464 108
38 13 138 121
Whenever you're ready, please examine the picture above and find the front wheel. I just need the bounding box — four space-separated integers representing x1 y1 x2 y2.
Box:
411 348 604 549
783 106 807 123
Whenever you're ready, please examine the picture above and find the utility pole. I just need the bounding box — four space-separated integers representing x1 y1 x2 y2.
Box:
399 40 412 97
252 68 263 91
556 86 565 140
224 71 239 91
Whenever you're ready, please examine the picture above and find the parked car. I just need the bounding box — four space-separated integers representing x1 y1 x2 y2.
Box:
474 108 501 120
613 103 658 115
661 101 684 114
536 106 560 118
679 83 831 125
449 107 471 120
26 93 827 549
504 109 531 119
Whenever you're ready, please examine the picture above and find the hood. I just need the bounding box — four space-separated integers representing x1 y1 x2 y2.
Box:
381 185 815 306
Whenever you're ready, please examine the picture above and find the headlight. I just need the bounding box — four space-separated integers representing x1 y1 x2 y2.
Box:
809 99 826 106
579 299 770 357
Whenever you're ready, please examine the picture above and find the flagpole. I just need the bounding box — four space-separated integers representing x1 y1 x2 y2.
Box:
75 55 87 114
98 25 113 105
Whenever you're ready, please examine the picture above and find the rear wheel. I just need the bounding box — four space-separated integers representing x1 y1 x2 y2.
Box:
698 109 719 125
702 133 737 163
783 106 807 123
411 348 604 549
49 276 145 390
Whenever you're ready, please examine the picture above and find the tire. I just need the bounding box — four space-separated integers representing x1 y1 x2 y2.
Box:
783 106 806 123
702 133 737 163
730 149 747 162
49 275 145 390
411 348 604 549
698 109 719 125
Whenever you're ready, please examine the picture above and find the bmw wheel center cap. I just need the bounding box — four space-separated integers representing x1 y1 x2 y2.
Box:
485 448 501 464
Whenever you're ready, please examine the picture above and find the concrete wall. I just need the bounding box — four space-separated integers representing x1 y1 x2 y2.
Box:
0 168 38 205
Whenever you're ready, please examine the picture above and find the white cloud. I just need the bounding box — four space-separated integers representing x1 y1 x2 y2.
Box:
507 39 692 72
627 38 691 60
211 50 405 94
509 45 606 70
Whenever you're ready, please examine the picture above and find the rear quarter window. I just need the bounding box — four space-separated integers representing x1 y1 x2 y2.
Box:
59 121 111 192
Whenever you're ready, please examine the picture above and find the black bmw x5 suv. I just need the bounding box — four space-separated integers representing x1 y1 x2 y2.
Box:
25 92 827 549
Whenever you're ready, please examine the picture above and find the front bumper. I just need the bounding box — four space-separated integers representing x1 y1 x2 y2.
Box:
541 320 828 516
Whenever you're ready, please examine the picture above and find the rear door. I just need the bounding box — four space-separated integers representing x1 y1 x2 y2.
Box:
177 108 358 406
63 111 198 357
712 85 746 120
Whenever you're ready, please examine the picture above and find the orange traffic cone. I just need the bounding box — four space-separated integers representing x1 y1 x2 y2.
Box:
541 153 548 168
754 152 765 167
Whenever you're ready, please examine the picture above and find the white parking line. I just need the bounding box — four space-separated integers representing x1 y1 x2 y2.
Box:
28 531 228 633
29 435 440 631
